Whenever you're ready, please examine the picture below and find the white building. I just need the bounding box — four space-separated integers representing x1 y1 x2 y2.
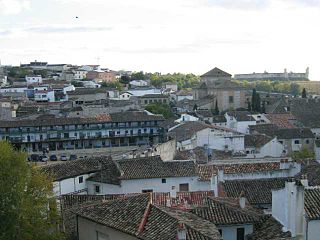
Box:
0 75 7 87
119 91 133 100
225 111 256 134
25 75 43 85
175 113 199 123
81 81 101 88
272 179 320 240
73 69 88 80
129 80 148 87
244 134 284 158
34 89 55 102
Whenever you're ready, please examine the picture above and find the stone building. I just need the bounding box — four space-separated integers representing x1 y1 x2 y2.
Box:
193 67 247 111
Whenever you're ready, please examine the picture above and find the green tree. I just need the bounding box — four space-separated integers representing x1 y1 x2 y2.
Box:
0 141 64 240
101 81 123 91
292 147 315 160
290 83 300 96
131 71 145 80
214 100 219 115
145 103 173 119
261 101 266 113
71 81 84 87
302 88 307 98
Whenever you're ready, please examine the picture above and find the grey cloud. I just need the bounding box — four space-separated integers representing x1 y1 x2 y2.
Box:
27 26 113 34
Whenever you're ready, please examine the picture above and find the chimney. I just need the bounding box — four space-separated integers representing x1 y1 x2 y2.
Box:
176 223 187 240
166 198 171 207
280 158 290 170
300 174 308 187
218 168 224 182
239 191 246 209
170 186 177 199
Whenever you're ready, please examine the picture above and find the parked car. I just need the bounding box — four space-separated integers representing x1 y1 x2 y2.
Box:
39 155 48 162
60 155 67 161
30 154 40 162
50 155 58 161
69 154 77 161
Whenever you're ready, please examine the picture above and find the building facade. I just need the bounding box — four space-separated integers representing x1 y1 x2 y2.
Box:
0 111 164 152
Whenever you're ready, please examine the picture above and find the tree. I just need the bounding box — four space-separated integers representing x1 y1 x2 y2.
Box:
131 71 145 80
290 83 300 97
251 89 261 112
193 104 198 111
256 93 261 113
247 101 252 111
0 141 64 240
292 147 315 160
261 101 266 113
214 100 219 115
145 103 173 119
302 88 307 98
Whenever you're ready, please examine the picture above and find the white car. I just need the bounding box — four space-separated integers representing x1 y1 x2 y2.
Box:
60 155 67 161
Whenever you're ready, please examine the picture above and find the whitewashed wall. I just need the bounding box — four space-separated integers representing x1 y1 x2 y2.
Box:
53 173 95 196
219 224 253 240
87 176 210 195
308 220 320 240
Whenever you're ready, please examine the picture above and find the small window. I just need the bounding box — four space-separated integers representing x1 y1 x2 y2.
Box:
294 140 300 144
179 183 189 192
237 227 245 240
142 189 153 193
229 96 234 103
95 185 100 193
79 176 83 183
279 141 283 144
162 178 166 183
218 229 222 236
306 139 310 144
96 231 109 240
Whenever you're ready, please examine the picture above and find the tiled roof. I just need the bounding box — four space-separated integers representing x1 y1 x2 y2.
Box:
41 157 117 181
67 88 108 95
248 216 291 240
305 188 320 220
116 156 197 180
295 162 320 186
201 67 232 78
192 197 264 225
211 115 227 123
249 124 279 136
197 162 281 181
195 110 214 118
75 194 221 240
244 134 273 148
140 205 221 240
139 94 168 98
222 178 289 205
290 98 320 128
227 111 255 121
265 113 297 129
275 128 314 139
0 111 164 127
76 194 150 237
168 121 210 142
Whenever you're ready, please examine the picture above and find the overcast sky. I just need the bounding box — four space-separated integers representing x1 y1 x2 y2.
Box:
0 0 319 79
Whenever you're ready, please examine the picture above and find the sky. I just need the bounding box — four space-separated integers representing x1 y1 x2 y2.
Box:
0 0 320 79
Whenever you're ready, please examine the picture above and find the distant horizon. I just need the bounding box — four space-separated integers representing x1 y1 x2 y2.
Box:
1 1 320 79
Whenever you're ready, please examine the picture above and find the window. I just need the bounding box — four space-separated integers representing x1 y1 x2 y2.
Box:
294 140 300 144
96 231 109 240
279 140 283 144
306 139 310 144
179 183 189 192
142 189 153 193
79 176 83 183
236 228 245 240
162 178 166 183
95 185 100 193
218 229 222 236
229 96 234 103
